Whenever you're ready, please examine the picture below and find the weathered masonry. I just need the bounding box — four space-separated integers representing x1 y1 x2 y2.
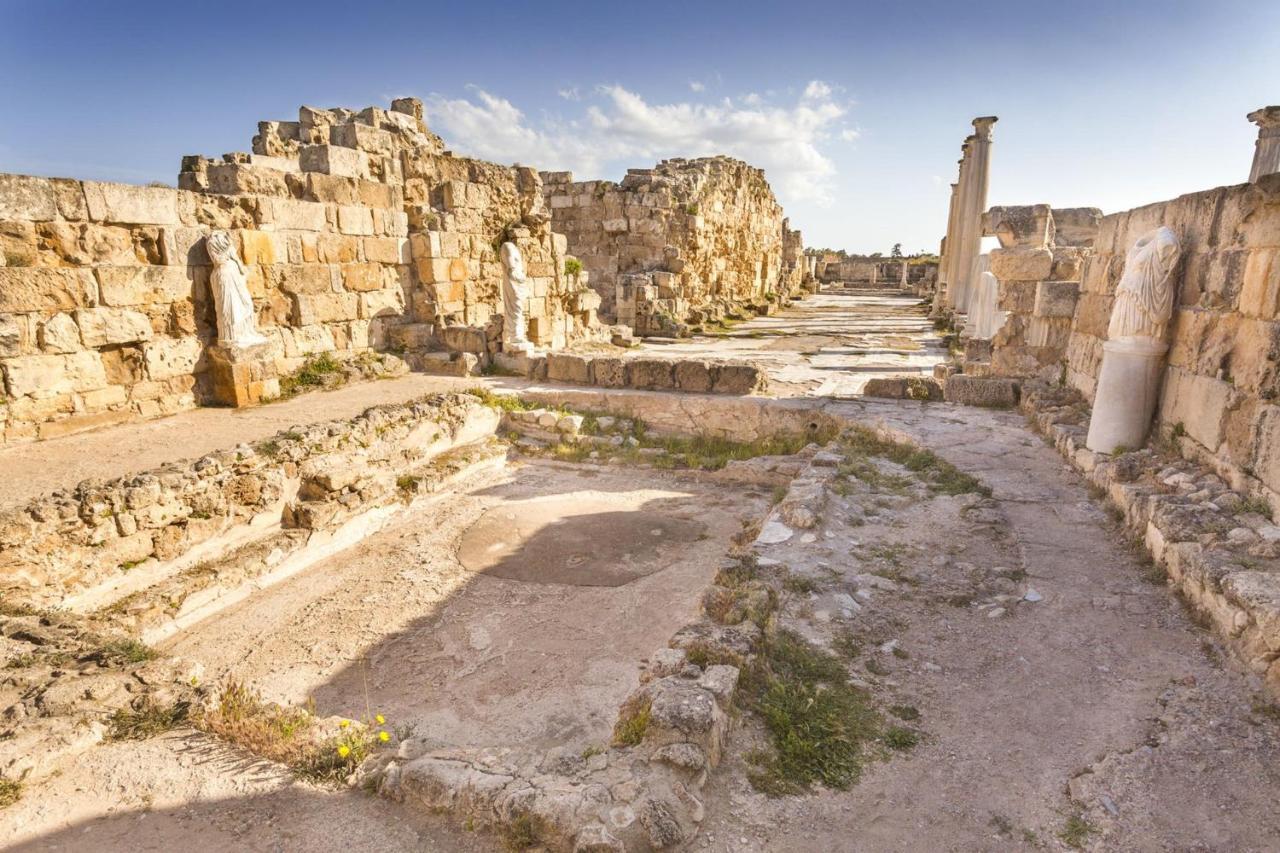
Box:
542 157 810 336
0 100 609 444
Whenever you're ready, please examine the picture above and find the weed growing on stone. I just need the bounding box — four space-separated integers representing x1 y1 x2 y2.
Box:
612 695 652 746
500 813 548 850
94 637 158 664
107 699 190 740
0 777 21 809
1237 495 1273 520
277 353 346 399
837 426 990 497
196 681 386 784
1058 813 1096 848
740 630 881 795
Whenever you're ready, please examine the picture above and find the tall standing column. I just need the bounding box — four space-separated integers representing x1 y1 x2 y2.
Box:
952 116 997 313
932 179 961 315
1249 106 1280 182
944 149 972 310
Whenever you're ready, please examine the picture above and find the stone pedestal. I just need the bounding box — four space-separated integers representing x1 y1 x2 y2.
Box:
208 342 279 407
1086 338 1167 453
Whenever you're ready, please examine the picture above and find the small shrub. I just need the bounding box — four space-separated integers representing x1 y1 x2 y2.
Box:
501 813 547 850
564 257 583 276
396 474 421 494
1058 813 1096 849
95 638 158 664
107 699 190 740
889 704 920 721
278 353 345 399
1238 495 1273 520
612 696 652 746
882 726 920 750
0 778 21 809
742 631 881 795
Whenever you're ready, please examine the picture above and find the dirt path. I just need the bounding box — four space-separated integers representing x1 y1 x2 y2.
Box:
694 401 1280 851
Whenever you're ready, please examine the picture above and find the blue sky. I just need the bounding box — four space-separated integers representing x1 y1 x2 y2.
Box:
2 0 1277 252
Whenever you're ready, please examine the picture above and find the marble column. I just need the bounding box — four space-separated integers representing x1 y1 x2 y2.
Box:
953 117 997 313
1249 106 1280 182
932 179 960 316
944 149 972 310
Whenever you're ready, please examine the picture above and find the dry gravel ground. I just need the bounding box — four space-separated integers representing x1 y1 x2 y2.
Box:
3 459 764 851
694 408 1280 852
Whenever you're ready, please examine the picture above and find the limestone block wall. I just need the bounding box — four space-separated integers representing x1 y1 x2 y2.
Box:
979 206 1099 380
0 392 498 614
0 100 605 444
1064 175 1280 502
542 157 792 335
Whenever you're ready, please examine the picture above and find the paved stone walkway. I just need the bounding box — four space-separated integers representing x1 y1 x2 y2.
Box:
626 287 947 396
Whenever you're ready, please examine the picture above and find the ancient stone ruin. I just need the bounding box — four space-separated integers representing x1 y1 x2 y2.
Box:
4 83 1280 853
542 157 808 336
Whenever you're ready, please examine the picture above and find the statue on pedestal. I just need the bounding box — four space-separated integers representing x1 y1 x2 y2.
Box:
207 230 267 348
1086 226 1181 454
500 241 532 353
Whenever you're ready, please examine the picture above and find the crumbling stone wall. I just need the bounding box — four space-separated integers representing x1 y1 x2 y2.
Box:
542 157 793 335
968 205 1099 380
1064 175 1280 503
0 100 605 444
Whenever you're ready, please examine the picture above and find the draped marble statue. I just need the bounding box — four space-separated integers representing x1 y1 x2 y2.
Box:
1086 226 1182 454
1107 226 1180 341
500 241 532 352
207 230 267 348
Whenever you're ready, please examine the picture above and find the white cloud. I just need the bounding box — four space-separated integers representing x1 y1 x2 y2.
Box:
803 80 833 101
557 87 580 101
421 81 850 206
689 80 706 92
839 128 860 142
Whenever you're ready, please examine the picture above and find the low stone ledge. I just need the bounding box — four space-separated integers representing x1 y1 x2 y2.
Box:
503 351 769 396
863 376 944 402
0 392 500 612
1020 382 1280 697
944 374 1020 408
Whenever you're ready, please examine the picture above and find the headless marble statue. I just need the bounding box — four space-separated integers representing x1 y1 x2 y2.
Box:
207 230 267 348
1107 226 1180 342
500 241 532 351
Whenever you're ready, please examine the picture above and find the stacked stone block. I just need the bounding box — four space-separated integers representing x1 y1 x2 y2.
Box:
542 157 795 335
970 205 1100 381
1062 175 1280 506
0 100 607 443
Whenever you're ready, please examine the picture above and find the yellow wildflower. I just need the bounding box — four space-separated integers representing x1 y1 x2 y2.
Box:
375 714 385 725
378 730 390 743
337 744 351 758
338 719 350 729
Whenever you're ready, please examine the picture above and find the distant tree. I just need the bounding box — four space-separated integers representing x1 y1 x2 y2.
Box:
890 243 903 258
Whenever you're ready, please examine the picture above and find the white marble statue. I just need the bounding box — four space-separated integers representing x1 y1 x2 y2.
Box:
207 230 267 348
1107 226 1181 341
1086 226 1183 454
500 241 531 351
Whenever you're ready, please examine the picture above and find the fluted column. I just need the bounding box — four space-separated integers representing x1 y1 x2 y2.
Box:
1249 106 1280 182
933 179 960 315
952 116 997 313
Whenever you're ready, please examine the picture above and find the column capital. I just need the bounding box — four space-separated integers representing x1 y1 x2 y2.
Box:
1249 105 1280 133
972 116 998 139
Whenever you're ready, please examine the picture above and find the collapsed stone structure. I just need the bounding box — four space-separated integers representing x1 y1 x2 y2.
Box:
957 204 1101 380
809 250 937 294
542 158 808 336
0 99 611 443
